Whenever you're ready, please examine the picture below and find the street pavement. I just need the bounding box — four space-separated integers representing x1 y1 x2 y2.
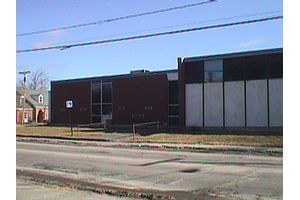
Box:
17 178 134 200
16 141 283 199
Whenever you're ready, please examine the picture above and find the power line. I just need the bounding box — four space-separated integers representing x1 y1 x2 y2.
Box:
35 10 282 48
16 0 216 37
16 15 283 54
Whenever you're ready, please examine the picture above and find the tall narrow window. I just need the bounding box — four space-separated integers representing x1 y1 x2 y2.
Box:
20 95 25 104
204 60 223 83
91 80 112 124
38 94 43 104
168 80 179 126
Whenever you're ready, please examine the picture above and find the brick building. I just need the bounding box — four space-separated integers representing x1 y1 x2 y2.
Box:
50 48 282 130
16 89 50 124
50 69 178 126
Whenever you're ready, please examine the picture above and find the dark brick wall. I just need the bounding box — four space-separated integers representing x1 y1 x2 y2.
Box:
112 74 168 125
51 80 91 125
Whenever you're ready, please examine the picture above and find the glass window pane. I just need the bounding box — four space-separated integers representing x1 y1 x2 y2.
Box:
169 117 179 126
92 105 101 115
204 72 223 82
102 83 112 103
92 84 101 103
102 104 112 115
168 81 178 104
92 116 101 123
204 60 223 72
169 106 179 115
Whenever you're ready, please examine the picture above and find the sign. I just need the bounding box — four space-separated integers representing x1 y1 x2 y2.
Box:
66 100 73 109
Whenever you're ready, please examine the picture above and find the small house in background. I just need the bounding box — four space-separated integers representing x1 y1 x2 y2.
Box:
16 89 50 124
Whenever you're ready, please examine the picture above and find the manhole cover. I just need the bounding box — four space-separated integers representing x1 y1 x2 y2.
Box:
180 168 199 173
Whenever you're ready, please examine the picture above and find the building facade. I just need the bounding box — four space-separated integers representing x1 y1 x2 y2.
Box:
51 70 179 126
16 89 50 124
50 48 282 130
179 48 283 129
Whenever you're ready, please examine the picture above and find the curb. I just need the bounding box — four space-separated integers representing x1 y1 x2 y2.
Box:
16 136 282 156
16 167 191 200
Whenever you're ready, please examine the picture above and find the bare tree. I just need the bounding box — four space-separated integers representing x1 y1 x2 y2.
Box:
17 78 26 89
17 69 50 90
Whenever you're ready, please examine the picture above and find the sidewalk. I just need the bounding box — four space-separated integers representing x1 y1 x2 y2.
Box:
16 136 282 156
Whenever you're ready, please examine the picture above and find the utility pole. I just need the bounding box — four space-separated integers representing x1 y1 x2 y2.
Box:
19 70 30 125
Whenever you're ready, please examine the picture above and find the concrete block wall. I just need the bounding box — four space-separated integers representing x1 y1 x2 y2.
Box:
185 83 203 127
269 79 283 127
246 80 268 127
181 50 283 129
224 81 245 127
204 82 223 127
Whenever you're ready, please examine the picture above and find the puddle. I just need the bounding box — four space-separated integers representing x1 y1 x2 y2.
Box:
179 168 200 173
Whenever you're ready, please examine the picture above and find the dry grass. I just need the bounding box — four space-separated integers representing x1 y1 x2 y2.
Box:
16 125 282 147
134 134 283 147
16 124 130 141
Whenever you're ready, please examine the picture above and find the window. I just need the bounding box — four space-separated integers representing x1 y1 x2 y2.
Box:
245 55 267 80
91 80 113 123
102 104 112 115
168 80 179 126
92 105 101 115
102 82 112 103
169 117 179 126
20 95 25 104
168 81 178 104
168 106 179 115
92 83 101 103
38 94 43 104
92 116 101 123
223 57 245 81
204 60 223 83
267 53 283 79
184 61 204 83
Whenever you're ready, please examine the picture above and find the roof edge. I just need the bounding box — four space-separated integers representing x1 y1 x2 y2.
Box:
51 68 177 84
183 47 283 63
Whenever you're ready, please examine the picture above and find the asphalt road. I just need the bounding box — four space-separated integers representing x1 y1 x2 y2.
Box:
17 178 132 200
16 141 283 199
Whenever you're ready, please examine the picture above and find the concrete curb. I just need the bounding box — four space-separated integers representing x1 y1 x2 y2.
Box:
16 136 282 156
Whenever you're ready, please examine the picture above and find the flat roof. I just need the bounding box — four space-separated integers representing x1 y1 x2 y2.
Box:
183 47 283 63
51 68 177 84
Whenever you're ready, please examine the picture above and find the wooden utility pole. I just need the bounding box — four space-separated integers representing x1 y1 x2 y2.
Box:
19 70 30 125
